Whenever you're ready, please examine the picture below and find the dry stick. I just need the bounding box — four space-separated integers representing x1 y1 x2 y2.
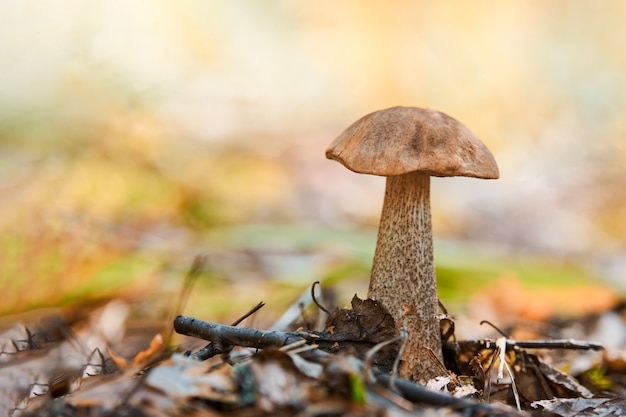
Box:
478 320 603 350
363 331 406 384
175 316 324 353
233 301 267 326
120 256 209 409
450 337 604 353
390 328 408 391
360 328 408 395
81 348 112 377
279 339 309 352
483 346 500 404
374 372 526 417
480 320 511 338
508 339 604 351
191 301 266 361
425 348 451 377
311 281 331 331
165 255 208 346
494 338 521 412
177 255 208 316
311 281 331 315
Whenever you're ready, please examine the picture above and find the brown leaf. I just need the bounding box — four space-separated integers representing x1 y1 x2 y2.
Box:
106 347 129 370
322 295 398 372
145 354 238 403
248 348 323 413
532 396 626 417
132 333 165 366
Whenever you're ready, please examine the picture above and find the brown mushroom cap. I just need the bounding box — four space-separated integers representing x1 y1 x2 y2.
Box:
326 106 499 179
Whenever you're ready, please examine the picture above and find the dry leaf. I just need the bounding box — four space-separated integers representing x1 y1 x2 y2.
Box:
132 333 165 366
107 347 129 370
145 354 237 402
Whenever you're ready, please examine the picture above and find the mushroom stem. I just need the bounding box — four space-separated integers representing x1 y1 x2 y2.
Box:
368 171 444 382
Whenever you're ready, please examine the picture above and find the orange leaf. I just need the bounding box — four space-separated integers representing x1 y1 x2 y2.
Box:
106 347 129 370
132 333 165 366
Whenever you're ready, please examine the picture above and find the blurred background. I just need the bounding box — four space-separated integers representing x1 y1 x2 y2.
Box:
1 1 625 324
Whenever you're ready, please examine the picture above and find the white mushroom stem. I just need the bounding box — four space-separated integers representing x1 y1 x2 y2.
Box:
368 171 444 382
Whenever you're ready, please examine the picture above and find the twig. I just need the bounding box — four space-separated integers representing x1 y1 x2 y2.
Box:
483 346 500 403
437 299 448 315
494 337 521 411
480 320 510 338
426 347 450 377
502 355 521 411
177 255 207 316
507 339 604 351
390 328 407 391
363 330 405 384
232 301 266 326
374 372 526 416
311 281 331 315
166 255 207 346
175 316 324 354
479 320 603 350
280 339 319 356
191 301 266 361
450 337 604 353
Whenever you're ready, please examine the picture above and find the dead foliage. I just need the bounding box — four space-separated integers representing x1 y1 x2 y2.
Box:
3 290 626 416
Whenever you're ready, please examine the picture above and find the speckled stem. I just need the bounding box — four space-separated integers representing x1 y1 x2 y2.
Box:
368 172 444 382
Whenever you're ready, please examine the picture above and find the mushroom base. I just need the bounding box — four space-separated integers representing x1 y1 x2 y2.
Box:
368 172 444 382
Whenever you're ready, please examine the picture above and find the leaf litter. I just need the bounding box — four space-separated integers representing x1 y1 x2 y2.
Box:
3 278 626 416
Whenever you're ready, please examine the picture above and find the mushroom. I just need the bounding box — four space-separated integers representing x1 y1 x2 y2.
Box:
326 106 499 382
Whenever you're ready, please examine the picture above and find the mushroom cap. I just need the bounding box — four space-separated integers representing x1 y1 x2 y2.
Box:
326 106 499 178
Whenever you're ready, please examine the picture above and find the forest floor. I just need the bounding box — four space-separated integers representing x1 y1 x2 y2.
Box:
3 254 626 417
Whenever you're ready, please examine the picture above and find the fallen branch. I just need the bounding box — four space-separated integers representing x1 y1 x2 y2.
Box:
175 315 326 356
507 339 604 351
450 338 604 353
190 302 266 360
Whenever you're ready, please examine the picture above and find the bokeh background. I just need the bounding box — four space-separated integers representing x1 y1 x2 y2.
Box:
1 1 625 323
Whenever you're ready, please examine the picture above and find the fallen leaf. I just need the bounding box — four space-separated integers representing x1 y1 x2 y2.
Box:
146 354 238 402
132 333 165 366
107 347 129 370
